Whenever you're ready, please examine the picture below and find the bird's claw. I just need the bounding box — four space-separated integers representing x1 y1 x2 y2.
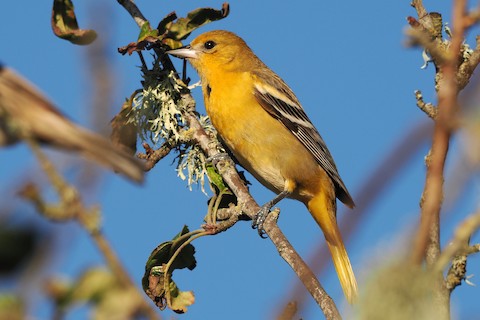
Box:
252 205 271 238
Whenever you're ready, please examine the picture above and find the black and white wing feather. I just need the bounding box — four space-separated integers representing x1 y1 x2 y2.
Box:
252 71 354 207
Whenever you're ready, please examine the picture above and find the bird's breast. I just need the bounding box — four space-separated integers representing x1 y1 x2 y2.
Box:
204 74 323 200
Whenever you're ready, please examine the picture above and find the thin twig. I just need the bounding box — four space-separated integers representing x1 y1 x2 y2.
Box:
411 0 467 267
435 211 480 272
116 0 147 27
409 1 470 318
138 141 175 171
118 2 343 318
27 141 160 320
281 121 432 317
415 90 437 119
183 98 342 318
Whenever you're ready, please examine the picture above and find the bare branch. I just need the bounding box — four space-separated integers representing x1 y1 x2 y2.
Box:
412 0 468 267
181 96 342 318
415 90 437 119
435 211 480 272
116 4 342 318
24 141 160 319
117 0 147 27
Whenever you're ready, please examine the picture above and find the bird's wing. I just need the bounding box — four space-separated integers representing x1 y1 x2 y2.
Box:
252 71 354 207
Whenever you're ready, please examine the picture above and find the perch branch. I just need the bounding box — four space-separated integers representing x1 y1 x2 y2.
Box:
182 96 342 319
117 3 342 318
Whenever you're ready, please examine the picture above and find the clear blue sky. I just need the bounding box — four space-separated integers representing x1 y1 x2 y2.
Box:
1 1 479 319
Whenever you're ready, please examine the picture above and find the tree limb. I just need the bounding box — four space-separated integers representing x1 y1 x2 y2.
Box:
117 3 342 318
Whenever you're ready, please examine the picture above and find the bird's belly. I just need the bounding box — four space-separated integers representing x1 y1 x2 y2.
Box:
209 102 321 199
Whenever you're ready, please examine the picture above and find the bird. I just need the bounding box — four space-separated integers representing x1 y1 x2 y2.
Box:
0 63 144 182
167 30 358 303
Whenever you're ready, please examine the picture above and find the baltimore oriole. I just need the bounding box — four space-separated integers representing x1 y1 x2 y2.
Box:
0 63 144 182
168 30 358 303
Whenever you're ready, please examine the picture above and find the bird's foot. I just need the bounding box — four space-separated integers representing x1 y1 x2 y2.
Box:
252 204 272 239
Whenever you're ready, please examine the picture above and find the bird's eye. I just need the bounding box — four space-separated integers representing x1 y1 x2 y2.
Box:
204 41 216 50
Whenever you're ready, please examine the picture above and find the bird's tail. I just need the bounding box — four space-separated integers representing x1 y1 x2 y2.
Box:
307 192 358 304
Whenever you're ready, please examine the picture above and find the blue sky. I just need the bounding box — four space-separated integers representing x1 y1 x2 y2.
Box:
1 1 479 319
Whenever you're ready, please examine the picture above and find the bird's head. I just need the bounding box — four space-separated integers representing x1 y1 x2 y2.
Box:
167 30 259 77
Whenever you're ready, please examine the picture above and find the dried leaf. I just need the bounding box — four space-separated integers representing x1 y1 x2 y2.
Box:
167 281 195 314
143 226 197 313
157 12 178 36
164 3 230 42
118 3 230 53
51 0 97 45
111 93 139 156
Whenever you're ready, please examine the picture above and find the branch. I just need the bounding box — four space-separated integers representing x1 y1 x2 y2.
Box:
435 210 480 272
116 0 147 27
116 3 343 317
24 141 160 319
138 139 176 171
181 95 342 319
411 0 467 267
414 90 437 119
408 0 474 317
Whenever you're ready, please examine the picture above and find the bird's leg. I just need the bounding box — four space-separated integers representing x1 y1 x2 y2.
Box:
252 190 290 238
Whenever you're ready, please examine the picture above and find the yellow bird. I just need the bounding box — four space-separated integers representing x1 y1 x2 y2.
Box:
168 30 358 303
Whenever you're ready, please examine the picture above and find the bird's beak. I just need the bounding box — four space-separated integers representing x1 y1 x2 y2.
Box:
166 45 198 59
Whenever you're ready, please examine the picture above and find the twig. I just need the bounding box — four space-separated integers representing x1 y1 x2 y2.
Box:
138 141 175 171
280 121 433 317
27 141 160 320
116 0 147 27
415 90 437 119
182 96 342 319
458 36 480 89
117 4 342 318
264 210 342 320
409 0 470 317
435 211 480 272
411 0 467 267
411 0 427 19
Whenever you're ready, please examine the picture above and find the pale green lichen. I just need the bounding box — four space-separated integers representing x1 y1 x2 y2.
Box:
130 62 186 144
128 60 217 194
175 115 216 195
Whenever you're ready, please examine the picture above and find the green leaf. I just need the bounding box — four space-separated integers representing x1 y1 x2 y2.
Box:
51 0 97 45
144 226 196 278
137 21 159 42
206 164 228 193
